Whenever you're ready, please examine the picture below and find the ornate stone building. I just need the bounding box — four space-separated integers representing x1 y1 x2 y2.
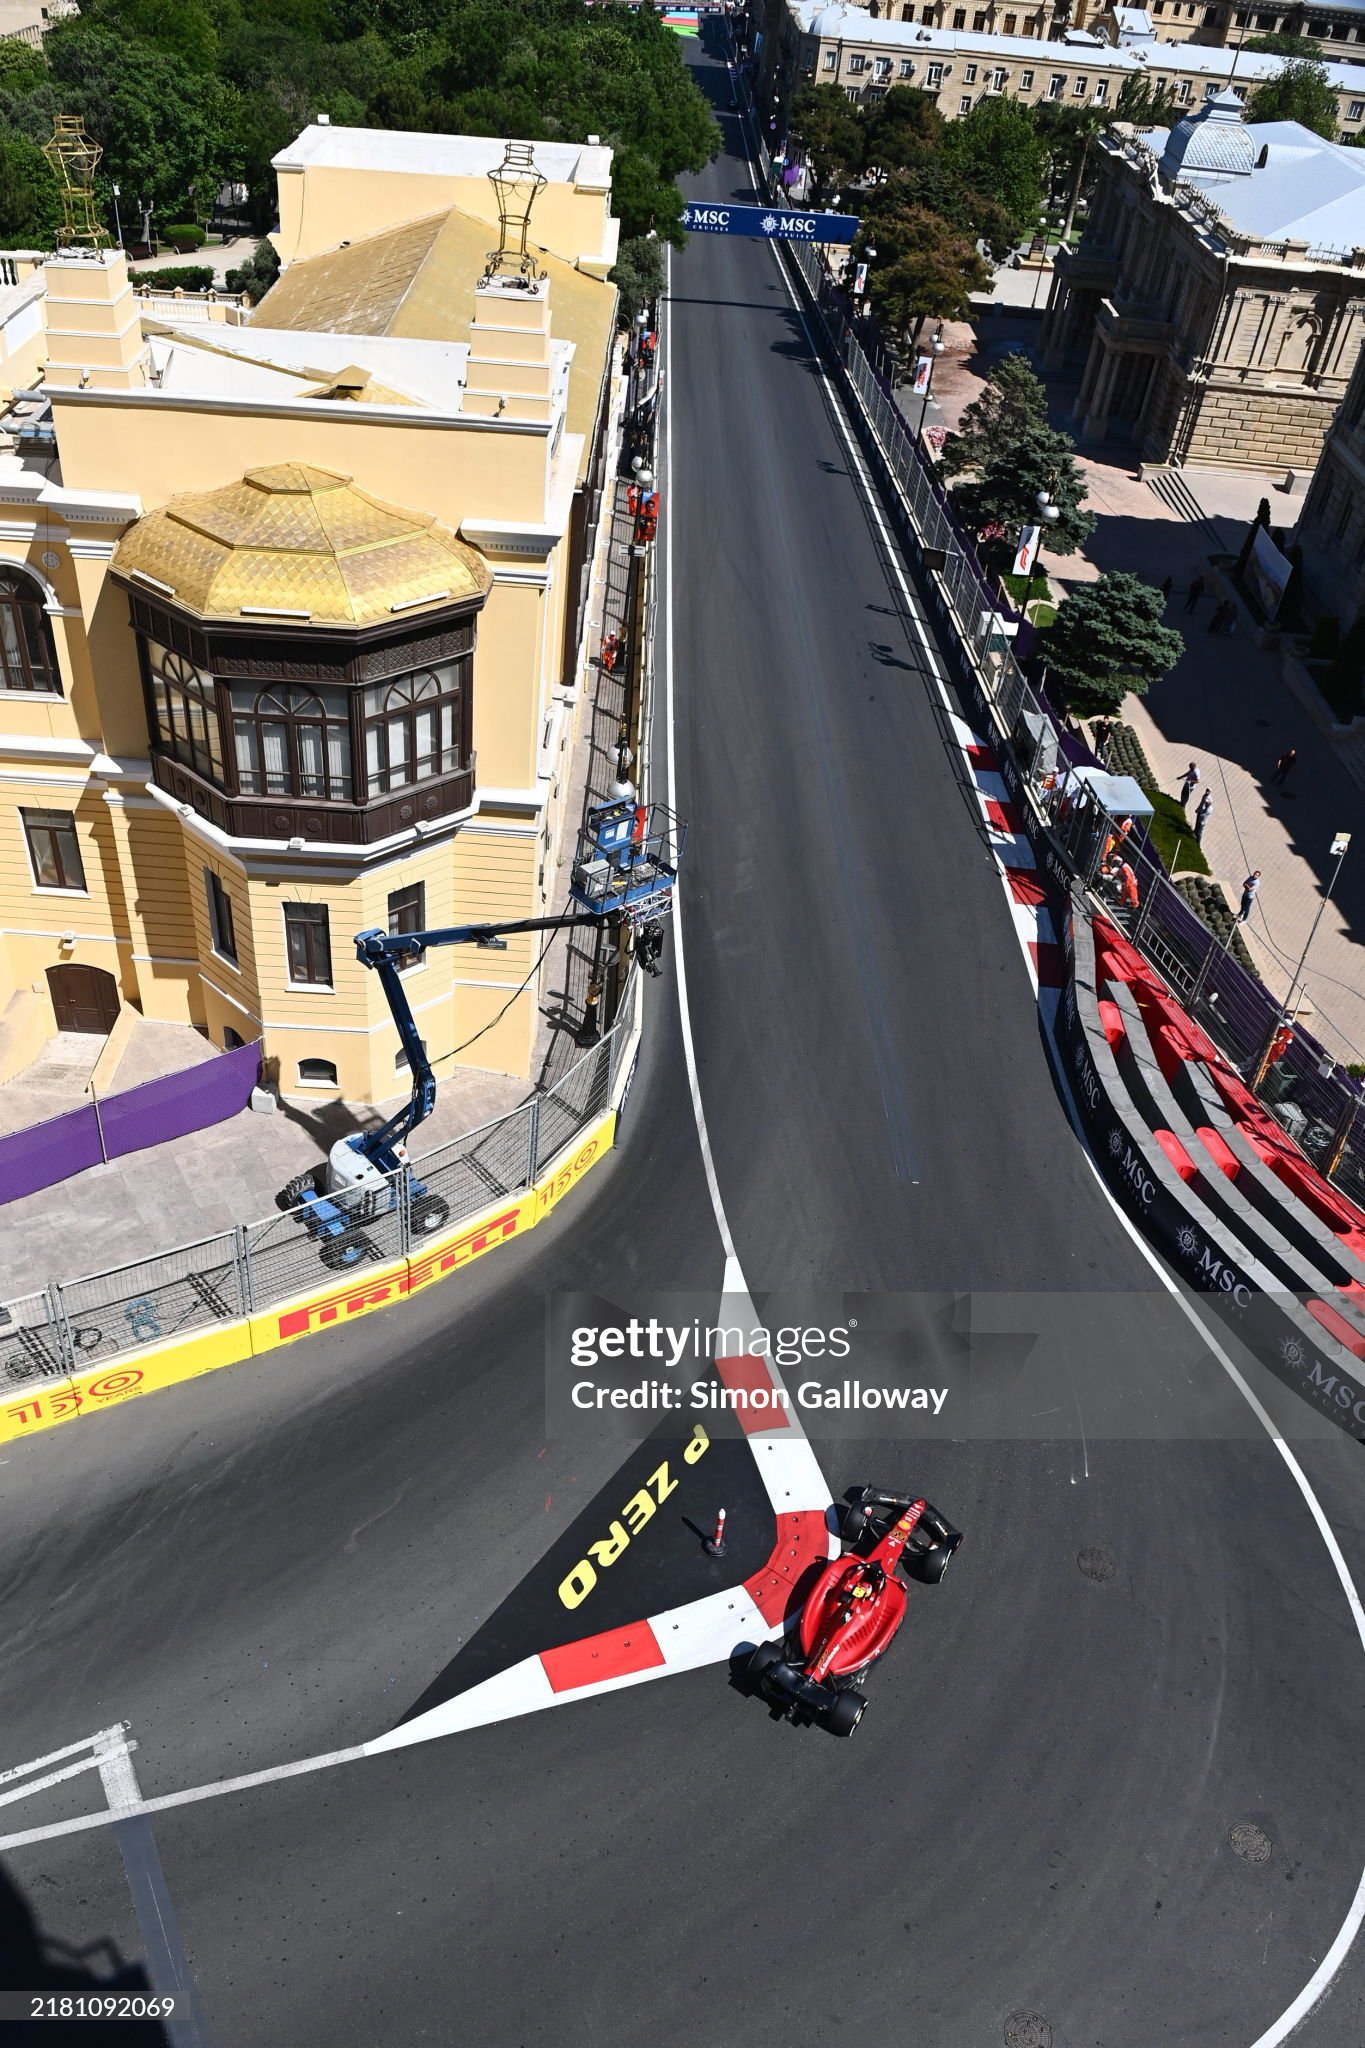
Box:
1041 94 1365 467
1293 338 1365 617
0 127 621 1101
769 2 1365 137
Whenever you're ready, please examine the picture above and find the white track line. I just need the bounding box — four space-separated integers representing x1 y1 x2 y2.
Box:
729 87 1365 2047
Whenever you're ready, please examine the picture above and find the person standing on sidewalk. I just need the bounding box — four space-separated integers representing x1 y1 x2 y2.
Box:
1184 574 1205 614
1092 715 1113 763
1270 746 1298 787
1178 760 1201 808
1238 869 1261 922
1194 788 1213 843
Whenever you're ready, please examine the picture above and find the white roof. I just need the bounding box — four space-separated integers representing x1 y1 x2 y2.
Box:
791 0 1365 80
1139 118 1365 243
147 321 576 418
273 125 613 194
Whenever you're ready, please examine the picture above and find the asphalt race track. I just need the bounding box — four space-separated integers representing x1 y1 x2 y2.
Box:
3 42 1365 2048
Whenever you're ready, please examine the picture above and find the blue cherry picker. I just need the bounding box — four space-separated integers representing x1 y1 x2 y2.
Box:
277 798 683 1269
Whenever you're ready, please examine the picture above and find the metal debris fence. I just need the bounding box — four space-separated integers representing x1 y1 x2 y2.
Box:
0 974 639 1398
750 131 1365 1218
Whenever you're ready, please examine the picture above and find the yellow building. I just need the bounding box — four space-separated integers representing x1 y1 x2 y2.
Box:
0 125 621 1103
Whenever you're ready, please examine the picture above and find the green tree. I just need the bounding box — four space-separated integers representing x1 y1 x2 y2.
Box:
858 83 943 178
1245 56 1340 139
224 237 281 302
1244 31 1323 55
954 421 1095 556
0 130 62 248
791 81 862 204
47 25 241 219
855 198 990 348
609 232 664 324
0 39 49 91
80 0 220 73
940 351 1048 479
1041 572 1185 716
940 95 1045 243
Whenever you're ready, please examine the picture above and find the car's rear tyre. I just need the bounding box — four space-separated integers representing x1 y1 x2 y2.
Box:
822 1689 866 1738
906 1535 962 1585
746 1640 783 1685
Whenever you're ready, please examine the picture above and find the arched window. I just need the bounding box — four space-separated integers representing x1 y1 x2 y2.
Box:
232 684 352 801
298 1056 338 1085
362 661 465 796
146 641 223 783
0 567 60 694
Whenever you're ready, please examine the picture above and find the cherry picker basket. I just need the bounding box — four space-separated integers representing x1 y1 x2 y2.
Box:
569 800 684 928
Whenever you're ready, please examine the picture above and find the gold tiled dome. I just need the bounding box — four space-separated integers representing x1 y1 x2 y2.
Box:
112 463 492 625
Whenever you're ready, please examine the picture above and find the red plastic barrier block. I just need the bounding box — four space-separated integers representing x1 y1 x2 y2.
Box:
1196 1127 1240 1181
1154 1127 1197 1182
1097 998 1126 1049
1307 1298 1365 1362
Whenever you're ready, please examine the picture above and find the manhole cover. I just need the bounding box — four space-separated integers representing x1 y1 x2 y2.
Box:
1004 2016 1053 2048
1078 1546 1116 1582
1230 1821 1273 1864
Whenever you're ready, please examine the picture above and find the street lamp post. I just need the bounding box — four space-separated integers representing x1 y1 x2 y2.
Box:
911 327 946 440
1026 480 1060 621
111 181 123 250
1284 830 1351 1026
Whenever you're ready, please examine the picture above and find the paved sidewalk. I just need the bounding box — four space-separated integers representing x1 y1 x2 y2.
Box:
0 1057 528 1300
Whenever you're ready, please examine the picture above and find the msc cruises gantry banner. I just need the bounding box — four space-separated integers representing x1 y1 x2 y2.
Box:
681 201 860 244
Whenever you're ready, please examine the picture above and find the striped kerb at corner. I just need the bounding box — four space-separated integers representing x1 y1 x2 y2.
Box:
745 1510 833 1625
1004 867 1048 907
715 1354 792 1433
540 1621 666 1693
1030 940 1065 989
984 797 1023 836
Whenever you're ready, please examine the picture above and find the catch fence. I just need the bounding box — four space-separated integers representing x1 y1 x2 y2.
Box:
748 126 1365 1216
0 974 639 1398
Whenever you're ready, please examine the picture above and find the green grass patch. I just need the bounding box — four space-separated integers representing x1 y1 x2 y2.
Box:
1145 789 1209 876
1027 601 1057 628
1002 570 1052 608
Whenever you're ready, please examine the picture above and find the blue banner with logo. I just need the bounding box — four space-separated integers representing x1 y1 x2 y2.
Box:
681 201 859 244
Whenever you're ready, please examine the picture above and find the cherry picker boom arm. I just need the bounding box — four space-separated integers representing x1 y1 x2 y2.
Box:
352 914 609 1169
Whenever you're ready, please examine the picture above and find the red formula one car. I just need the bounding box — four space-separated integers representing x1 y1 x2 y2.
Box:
745 1490 962 1737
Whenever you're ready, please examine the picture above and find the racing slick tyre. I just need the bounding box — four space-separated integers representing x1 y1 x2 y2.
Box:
822 1689 867 1738
915 1541 957 1584
319 1228 373 1271
746 1641 783 1687
409 1194 451 1238
838 1499 870 1545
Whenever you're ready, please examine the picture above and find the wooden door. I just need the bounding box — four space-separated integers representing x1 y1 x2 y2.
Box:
46 963 120 1035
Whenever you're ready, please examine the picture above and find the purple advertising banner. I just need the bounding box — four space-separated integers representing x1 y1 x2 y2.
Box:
0 1040 261 1207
